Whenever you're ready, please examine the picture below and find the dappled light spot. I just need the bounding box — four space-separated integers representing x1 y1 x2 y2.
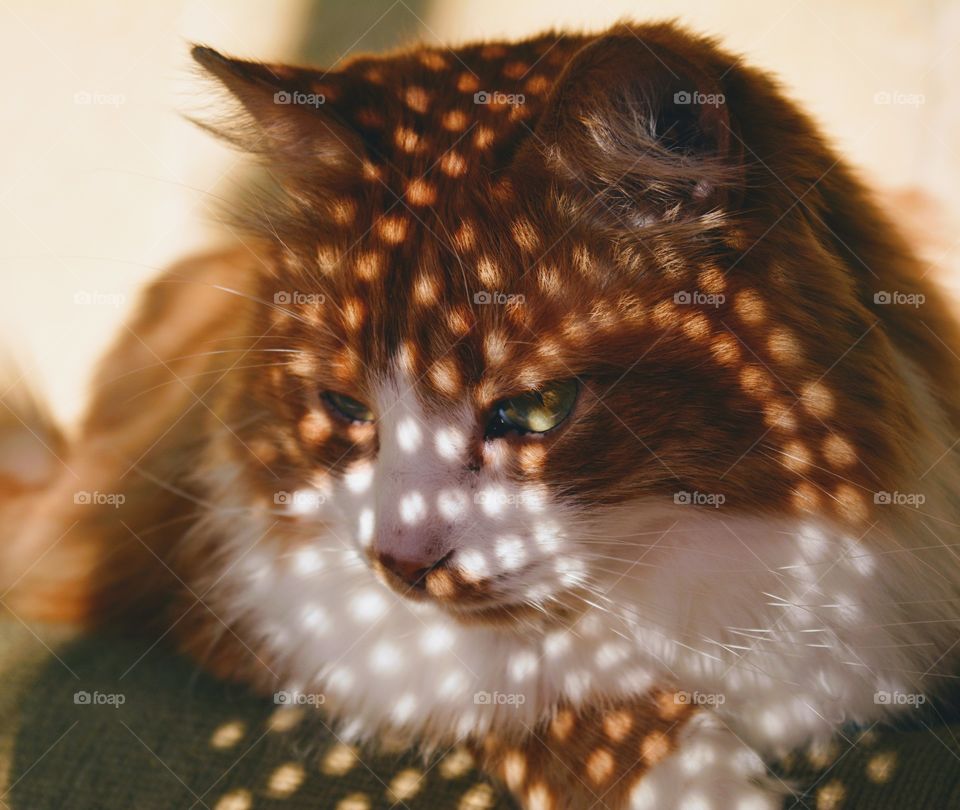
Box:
361 160 382 181
388 768 423 801
459 783 496 809
331 197 356 225
477 255 502 286
682 312 711 341
317 246 338 273
782 440 812 472
865 750 897 783
321 742 360 776
641 730 671 765
457 72 480 92
816 779 846 810
823 433 856 468
656 692 687 720
473 126 495 149
735 289 766 323
697 266 726 294
585 747 615 785
429 357 462 397
404 85 431 113
267 762 305 798
336 793 371 810
266 706 304 733
419 51 448 71
767 327 803 364
426 566 457 598
525 74 550 94
407 178 437 206
834 484 868 524
526 782 555 810
342 298 366 331
453 220 476 251
394 126 423 153
214 789 252 810
502 60 529 79
710 333 741 365
353 250 382 281
439 746 476 779
603 709 634 742
413 272 441 305
764 400 797 431
377 215 408 244
441 150 468 177
210 720 245 749
502 748 527 789
801 381 834 418
443 109 469 131
651 300 678 329
550 708 575 741
445 305 472 336
511 217 540 252
739 365 774 397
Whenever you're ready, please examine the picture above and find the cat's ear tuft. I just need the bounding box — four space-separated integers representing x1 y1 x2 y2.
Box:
190 44 365 188
525 27 744 225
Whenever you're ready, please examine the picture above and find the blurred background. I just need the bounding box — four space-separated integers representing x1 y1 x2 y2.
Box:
1 0 957 427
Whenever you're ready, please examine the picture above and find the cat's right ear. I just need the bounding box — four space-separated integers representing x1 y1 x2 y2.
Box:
190 45 366 188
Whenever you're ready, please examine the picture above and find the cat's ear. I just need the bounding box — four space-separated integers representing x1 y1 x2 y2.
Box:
524 29 743 225
191 45 365 188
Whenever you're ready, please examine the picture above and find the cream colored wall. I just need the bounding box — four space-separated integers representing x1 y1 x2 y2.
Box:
1 1 956 426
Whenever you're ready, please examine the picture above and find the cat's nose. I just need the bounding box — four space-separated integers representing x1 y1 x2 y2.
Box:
377 551 449 590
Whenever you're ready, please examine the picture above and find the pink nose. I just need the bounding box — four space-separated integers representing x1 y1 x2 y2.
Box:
377 552 449 589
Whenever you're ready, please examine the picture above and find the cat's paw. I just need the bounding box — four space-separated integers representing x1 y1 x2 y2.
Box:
626 713 790 810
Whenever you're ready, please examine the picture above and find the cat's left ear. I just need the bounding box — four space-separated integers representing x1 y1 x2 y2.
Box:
521 28 744 224
191 45 366 189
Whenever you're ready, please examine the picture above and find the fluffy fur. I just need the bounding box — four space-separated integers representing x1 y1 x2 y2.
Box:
3 21 959 809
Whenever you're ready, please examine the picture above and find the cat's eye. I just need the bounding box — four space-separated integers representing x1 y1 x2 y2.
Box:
486 380 578 438
323 391 374 423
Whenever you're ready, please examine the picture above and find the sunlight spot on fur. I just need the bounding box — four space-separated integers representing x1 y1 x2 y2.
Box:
439 669 470 699
511 217 540 251
407 178 437 207
602 709 633 742
345 463 374 494
680 740 716 774
439 747 475 779
563 669 592 700
388 768 423 802
801 381 834 418
267 762 305 798
495 535 527 570
641 730 671 764
378 215 409 244
336 794 371 810
710 333 741 365
354 251 382 281
866 751 897 783
391 693 418 724
815 780 846 810
735 289 766 323
457 548 490 582
210 720 245 749
442 109 469 131
823 433 857 468
351 589 388 622
399 491 427 524
441 150 468 177
508 649 539 682
358 508 375 545
293 548 324 575
438 488 470 522
585 747 615 785
458 783 495 809
501 749 527 789
429 358 462 396
301 603 330 634
476 255 502 286
473 126 495 149
544 630 572 659
322 743 359 776
396 416 423 452
596 642 630 671
678 791 712 810
420 623 455 654
214 790 252 810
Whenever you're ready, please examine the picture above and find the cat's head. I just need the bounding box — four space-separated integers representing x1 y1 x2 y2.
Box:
193 23 916 624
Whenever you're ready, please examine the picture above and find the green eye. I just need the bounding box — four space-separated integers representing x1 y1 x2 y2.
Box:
489 380 578 437
324 391 374 423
